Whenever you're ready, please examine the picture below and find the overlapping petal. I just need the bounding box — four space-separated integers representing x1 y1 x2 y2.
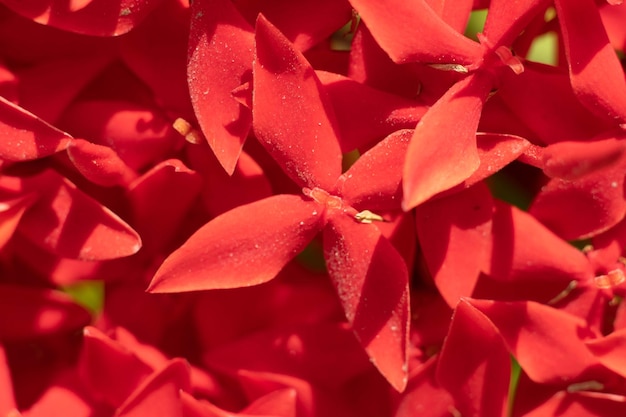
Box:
437 300 510 417
323 214 409 391
416 183 493 307
149 195 325 292
0 0 163 36
0 96 73 161
187 0 254 174
253 15 343 190
555 0 626 123
403 71 493 210
348 0 483 64
338 129 412 212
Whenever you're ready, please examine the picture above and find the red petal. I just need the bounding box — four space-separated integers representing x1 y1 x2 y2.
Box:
395 357 455 417
348 0 483 64
116 359 190 417
149 195 324 292
187 0 254 174
338 129 412 212
555 0 626 123
0 284 90 341
415 182 493 307
0 195 33 251
323 214 409 391
522 391 626 417
17 170 142 260
479 200 594 302
468 299 607 384
483 0 552 47
529 162 626 240
0 345 16 415
585 329 626 378
67 139 137 187
79 326 153 407
0 96 72 161
462 133 530 188
253 15 343 190
542 137 626 180
128 159 203 253
403 71 493 210
437 300 510 417
0 0 162 36
233 0 352 51
317 70 427 152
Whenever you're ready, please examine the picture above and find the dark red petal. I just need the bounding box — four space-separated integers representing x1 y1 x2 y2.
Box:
468 299 607 384
0 284 90 341
541 137 626 180
116 359 190 417
555 0 626 123
18 170 142 260
529 163 626 240
79 326 153 407
67 139 137 187
187 0 254 174
149 195 324 292
0 96 72 161
437 300 510 417
0 0 163 36
323 214 409 391
253 15 343 190
403 71 493 210
339 129 412 212
415 182 493 307
317 70 427 152
348 0 483 64
128 159 203 254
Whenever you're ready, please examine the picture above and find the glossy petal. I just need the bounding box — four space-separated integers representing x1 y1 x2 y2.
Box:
0 95 72 161
415 182 493 307
17 170 141 260
149 195 325 292
403 71 493 210
0 195 33 251
555 0 626 123
348 0 483 64
323 214 409 391
0 345 15 416
253 15 343 190
187 0 254 174
338 129 412 212
468 299 608 384
437 300 510 417
522 391 626 417
0 0 162 36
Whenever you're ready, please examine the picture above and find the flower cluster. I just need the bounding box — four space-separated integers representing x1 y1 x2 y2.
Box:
1 0 626 415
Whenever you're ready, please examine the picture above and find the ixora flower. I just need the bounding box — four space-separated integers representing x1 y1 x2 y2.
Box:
150 15 410 392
